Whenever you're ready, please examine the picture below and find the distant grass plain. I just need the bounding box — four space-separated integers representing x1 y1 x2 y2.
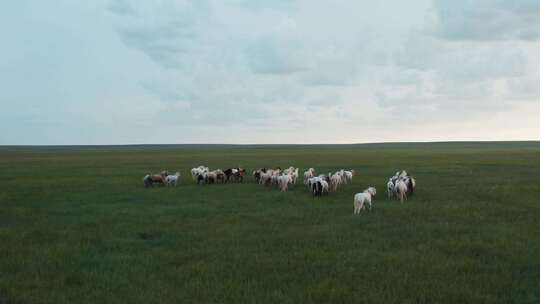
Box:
1 142 539 303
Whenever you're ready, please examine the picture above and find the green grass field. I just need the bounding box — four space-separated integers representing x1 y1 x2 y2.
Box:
1 142 539 303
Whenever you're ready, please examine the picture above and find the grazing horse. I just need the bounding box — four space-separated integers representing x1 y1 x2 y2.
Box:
224 168 246 183
387 179 395 199
395 180 408 203
312 180 323 197
205 171 217 184
253 170 262 183
330 173 342 192
143 171 169 187
278 174 292 192
259 171 273 186
406 177 416 195
196 172 206 185
165 172 181 187
388 170 416 200
318 174 330 183
233 168 246 183
304 168 316 185
224 168 236 182
191 166 208 181
216 170 225 183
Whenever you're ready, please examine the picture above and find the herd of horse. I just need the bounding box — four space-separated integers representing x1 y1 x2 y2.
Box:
142 167 247 187
142 167 417 214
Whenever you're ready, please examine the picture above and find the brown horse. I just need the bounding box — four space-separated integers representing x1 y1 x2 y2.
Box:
233 168 246 183
143 171 169 187
216 171 225 183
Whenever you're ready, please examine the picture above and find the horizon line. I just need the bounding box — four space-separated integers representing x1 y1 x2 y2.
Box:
1 139 540 147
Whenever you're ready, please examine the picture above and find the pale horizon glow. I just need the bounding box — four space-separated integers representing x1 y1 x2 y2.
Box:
1 1 540 145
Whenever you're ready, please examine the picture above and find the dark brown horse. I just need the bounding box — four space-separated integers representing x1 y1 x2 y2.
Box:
216 171 225 183
143 171 169 187
233 168 246 183
253 168 267 183
224 168 235 182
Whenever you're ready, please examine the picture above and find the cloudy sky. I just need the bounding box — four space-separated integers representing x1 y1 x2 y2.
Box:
1 0 540 144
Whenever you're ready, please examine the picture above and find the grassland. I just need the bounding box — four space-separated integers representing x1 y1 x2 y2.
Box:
1 142 539 303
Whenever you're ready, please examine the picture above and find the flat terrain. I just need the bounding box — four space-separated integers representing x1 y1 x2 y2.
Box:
1 142 539 303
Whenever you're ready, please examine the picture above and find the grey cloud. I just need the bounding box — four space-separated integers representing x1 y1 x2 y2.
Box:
246 36 308 75
432 0 540 41
231 0 295 11
393 35 443 70
387 26 535 116
374 68 520 119
104 1 540 141
506 73 540 100
109 1 206 69
119 39 181 68
106 0 540 126
5 0 540 144
108 0 138 17
117 22 196 68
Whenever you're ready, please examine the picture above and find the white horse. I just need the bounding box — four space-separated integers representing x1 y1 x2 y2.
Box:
191 166 208 181
291 168 299 184
395 179 408 203
304 168 316 185
330 173 342 192
344 170 354 183
278 174 292 192
165 172 181 187
259 171 273 185
321 180 329 195
353 187 376 215
386 179 395 199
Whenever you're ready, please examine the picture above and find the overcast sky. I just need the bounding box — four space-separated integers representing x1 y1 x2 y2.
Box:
1 0 540 144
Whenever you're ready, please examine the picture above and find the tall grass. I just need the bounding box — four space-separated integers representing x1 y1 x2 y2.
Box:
1 142 539 303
